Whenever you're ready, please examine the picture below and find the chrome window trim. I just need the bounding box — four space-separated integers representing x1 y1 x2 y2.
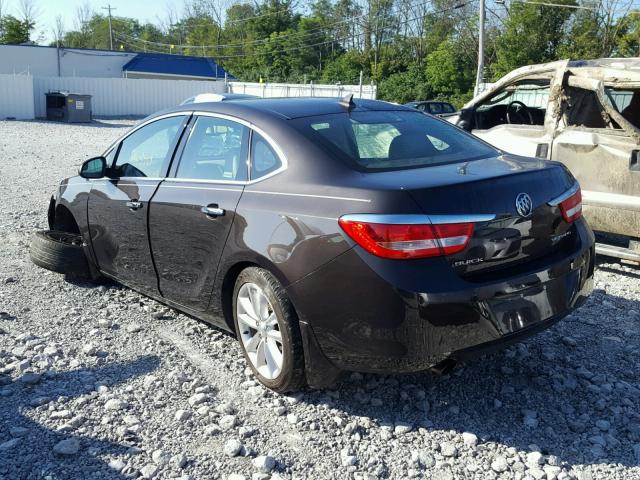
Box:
339 213 496 224
99 110 288 186
102 112 190 158
192 110 288 184
547 182 580 206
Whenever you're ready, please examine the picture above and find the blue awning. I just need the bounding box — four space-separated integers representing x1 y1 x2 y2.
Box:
122 53 234 80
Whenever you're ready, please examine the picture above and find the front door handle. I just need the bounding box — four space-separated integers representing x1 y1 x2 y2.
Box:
126 200 142 210
201 205 225 217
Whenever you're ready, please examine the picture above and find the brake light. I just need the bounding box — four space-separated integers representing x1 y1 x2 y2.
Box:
338 218 474 259
559 187 582 223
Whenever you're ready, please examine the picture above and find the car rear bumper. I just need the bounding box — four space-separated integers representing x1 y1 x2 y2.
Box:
288 218 595 374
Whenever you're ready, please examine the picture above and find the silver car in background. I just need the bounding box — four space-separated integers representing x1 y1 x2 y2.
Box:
449 59 640 263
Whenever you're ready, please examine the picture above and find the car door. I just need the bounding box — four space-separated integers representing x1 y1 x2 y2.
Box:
87 114 188 293
469 79 555 158
148 114 249 312
550 79 640 238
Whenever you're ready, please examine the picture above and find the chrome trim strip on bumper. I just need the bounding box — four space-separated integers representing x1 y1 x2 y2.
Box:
547 182 580 206
339 214 496 225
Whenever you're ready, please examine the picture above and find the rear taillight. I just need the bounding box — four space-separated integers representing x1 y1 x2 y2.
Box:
338 217 474 259
559 187 582 223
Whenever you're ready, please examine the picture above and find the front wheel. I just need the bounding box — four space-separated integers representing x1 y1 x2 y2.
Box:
232 267 305 393
29 230 92 279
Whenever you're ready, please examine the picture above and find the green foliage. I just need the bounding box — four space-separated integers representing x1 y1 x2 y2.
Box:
0 15 34 44
426 39 475 101
377 64 430 104
616 11 640 57
45 0 640 106
492 0 576 79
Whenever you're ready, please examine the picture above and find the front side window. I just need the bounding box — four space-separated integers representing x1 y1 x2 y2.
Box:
476 81 550 128
251 132 282 179
294 110 496 171
114 116 185 178
176 116 249 181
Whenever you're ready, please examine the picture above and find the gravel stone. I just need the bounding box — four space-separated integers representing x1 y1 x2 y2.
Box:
440 442 458 457
53 438 80 455
175 409 192 421
0 120 636 479
224 439 243 457
104 398 127 411
252 455 276 473
462 432 478 447
491 456 508 473
219 414 238 430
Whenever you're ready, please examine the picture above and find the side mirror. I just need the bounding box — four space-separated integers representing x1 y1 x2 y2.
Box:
456 108 474 131
79 156 107 179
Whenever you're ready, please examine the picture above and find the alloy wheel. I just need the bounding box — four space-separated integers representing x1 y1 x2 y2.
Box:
236 282 284 379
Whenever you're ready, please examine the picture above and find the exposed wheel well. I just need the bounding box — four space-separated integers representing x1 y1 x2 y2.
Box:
53 205 80 234
221 261 259 333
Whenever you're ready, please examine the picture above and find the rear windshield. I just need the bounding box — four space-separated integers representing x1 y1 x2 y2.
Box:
291 111 496 171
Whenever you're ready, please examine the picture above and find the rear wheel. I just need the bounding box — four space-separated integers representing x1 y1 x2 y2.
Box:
232 267 305 392
29 230 92 279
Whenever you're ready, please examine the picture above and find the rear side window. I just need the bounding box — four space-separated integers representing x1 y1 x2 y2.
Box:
606 87 640 129
250 132 282 179
293 111 496 171
176 116 249 181
428 103 443 114
114 116 185 178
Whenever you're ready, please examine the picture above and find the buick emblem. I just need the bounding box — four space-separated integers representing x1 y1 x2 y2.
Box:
515 193 533 217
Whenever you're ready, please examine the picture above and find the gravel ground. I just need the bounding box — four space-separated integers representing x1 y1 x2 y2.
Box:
1 119 640 480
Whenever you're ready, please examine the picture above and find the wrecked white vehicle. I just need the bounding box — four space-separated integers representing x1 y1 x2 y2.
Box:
449 58 640 262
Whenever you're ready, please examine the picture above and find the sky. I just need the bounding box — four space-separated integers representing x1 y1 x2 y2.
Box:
2 0 171 44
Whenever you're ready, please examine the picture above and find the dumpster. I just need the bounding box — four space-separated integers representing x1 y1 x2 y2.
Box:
46 92 92 123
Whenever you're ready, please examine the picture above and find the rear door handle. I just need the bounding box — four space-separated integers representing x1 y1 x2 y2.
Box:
126 200 142 210
201 205 225 217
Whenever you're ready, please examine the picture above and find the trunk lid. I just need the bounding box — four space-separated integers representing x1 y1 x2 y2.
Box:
362 155 578 278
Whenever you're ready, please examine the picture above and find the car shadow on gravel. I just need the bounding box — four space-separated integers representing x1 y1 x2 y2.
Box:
0 355 160 479
303 291 640 471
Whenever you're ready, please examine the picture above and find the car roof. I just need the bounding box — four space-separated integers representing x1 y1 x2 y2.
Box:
160 97 410 121
406 100 453 105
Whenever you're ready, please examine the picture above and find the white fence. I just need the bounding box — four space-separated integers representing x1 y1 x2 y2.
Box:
0 74 35 119
33 76 225 118
0 75 376 120
229 81 376 99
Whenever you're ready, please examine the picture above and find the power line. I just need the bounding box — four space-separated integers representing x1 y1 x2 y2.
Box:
114 0 447 52
515 0 597 10
113 1 473 60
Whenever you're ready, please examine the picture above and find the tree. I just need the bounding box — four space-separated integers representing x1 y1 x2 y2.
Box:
615 10 640 56
425 38 475 106
492 0 576 79
377 63 430 103
0 15 34 44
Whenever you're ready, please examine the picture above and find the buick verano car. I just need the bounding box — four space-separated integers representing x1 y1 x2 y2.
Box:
31 97 595 392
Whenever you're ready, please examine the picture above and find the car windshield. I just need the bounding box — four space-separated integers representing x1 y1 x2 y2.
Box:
291 110 496 171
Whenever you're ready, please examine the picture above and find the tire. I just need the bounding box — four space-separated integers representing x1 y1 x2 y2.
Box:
232 267 306 393
29 230 92 279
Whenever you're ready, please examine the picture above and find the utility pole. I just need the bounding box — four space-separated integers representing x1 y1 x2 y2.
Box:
102 4 116 50
474 0 485 97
